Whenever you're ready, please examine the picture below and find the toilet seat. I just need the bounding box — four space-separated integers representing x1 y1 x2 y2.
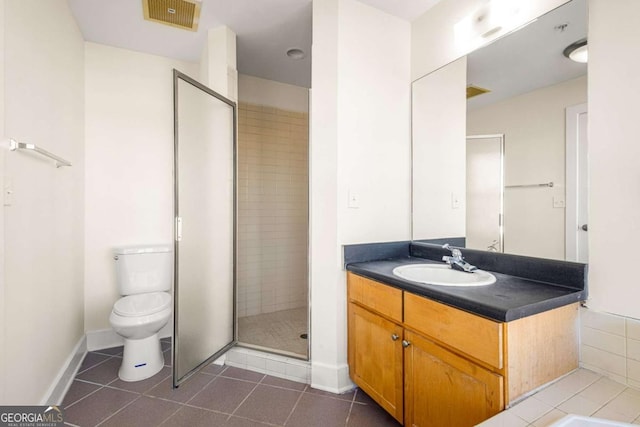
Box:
113 292 171 317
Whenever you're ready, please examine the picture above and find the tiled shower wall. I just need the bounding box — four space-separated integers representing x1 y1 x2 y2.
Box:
237 102 309 318
580 307 640 389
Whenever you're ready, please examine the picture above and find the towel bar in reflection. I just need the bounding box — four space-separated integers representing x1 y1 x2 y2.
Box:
9 138 72 168
505 181 553 189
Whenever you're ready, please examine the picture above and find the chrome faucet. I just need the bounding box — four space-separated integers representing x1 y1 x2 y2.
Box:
442 244 478 273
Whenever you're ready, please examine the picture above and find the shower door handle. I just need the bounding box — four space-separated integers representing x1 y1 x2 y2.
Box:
175 217 183 242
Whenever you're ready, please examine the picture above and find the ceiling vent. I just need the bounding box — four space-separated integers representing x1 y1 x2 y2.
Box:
142 0 202 32
466 85 491 99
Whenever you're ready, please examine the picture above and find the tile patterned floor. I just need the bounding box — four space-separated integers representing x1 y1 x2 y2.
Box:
63 339 398 427
238 308 308 357
478 368 640 426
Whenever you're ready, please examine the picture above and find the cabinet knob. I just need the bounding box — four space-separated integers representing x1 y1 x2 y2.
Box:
402 340 411 348
391 334 399 341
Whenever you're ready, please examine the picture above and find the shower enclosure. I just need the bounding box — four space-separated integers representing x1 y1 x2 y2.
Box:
172 70 237 386
235 100 310 359
172 69 309 384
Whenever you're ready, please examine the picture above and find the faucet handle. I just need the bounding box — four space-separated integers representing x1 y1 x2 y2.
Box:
442 243 462 258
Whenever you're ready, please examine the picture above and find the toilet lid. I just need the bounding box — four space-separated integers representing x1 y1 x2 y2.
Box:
114 292 171 317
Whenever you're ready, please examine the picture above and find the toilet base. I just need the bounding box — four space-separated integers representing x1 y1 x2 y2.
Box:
119 333 165 382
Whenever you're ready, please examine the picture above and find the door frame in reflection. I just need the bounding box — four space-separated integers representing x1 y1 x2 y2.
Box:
466 134 504 253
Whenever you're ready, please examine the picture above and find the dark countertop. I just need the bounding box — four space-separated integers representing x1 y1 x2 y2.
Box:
346 256 587 322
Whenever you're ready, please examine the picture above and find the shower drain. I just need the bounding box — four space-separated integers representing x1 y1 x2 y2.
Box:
299 333 308 339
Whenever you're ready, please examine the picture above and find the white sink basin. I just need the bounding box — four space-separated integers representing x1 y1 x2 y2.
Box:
392 264 496 287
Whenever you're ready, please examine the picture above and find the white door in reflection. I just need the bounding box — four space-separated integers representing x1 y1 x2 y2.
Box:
566 103 588 263
466 135 504 252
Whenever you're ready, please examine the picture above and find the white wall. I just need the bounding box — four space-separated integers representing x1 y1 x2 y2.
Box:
587 0 640 320
310 0 411 391
238 74 309 112
1 0 85 404
310 0 342 391
84 43 197 333
412 57 467 240
337 1 412 244
0 0 6 405
199 26 238 102
468 76 587 259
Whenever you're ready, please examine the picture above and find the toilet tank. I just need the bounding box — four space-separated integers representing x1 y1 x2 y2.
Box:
113 245 172 295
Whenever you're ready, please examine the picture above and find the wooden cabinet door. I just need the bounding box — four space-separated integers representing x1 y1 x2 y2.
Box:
348 302 404 423
404 330 503 427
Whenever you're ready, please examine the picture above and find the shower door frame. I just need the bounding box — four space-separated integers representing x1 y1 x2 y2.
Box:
172 69 238 387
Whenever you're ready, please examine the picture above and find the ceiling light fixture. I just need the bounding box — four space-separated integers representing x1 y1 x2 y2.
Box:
286 48 306 60
563 38 588 63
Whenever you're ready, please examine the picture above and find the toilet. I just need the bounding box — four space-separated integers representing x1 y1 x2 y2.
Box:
109 245 172 382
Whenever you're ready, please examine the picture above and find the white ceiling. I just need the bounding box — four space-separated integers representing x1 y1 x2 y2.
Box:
467 0 587 110
68 0 443 89
358 0 443 21
68 0 313 88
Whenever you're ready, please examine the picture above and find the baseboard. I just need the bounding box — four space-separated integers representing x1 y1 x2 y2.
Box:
41 335 87 405
86 328 124 351
310 361 354 394
86 323 172 351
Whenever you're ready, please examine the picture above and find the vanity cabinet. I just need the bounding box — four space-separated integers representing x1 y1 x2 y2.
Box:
404 330 503 427
347 272 579 427
348 272 404 422
349 303 404 422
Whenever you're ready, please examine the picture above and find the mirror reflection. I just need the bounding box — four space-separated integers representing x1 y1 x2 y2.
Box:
412 0 587 262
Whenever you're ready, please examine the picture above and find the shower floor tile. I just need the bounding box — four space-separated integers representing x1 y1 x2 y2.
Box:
238 308 308 357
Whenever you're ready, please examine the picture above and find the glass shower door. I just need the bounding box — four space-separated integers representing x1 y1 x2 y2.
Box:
172 70 236 387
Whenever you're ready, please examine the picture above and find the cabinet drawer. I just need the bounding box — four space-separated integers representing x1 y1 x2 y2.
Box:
404 293 503 369
347 272 402 323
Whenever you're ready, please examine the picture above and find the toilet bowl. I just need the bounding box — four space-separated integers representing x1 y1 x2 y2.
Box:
109 245 172 382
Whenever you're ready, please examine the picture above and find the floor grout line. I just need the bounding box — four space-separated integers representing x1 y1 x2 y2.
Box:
344 395 357 427
155 399 186 427
76 354 116 375
94 394 142 426
63 384 105 409
69 341 396 427
179 373 220 408
496 369 640 427
282 386 306 426
226 378 264 421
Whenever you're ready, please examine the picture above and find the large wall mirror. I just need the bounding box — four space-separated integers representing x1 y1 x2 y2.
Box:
412 0 587 262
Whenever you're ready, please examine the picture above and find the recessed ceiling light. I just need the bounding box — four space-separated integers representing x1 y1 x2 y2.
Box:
286 48 306 60
563 38 588 63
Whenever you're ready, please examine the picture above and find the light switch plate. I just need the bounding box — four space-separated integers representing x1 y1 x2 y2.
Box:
451 192 461 209
4 178 13 207
348 190 360 209
553 196 565 208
